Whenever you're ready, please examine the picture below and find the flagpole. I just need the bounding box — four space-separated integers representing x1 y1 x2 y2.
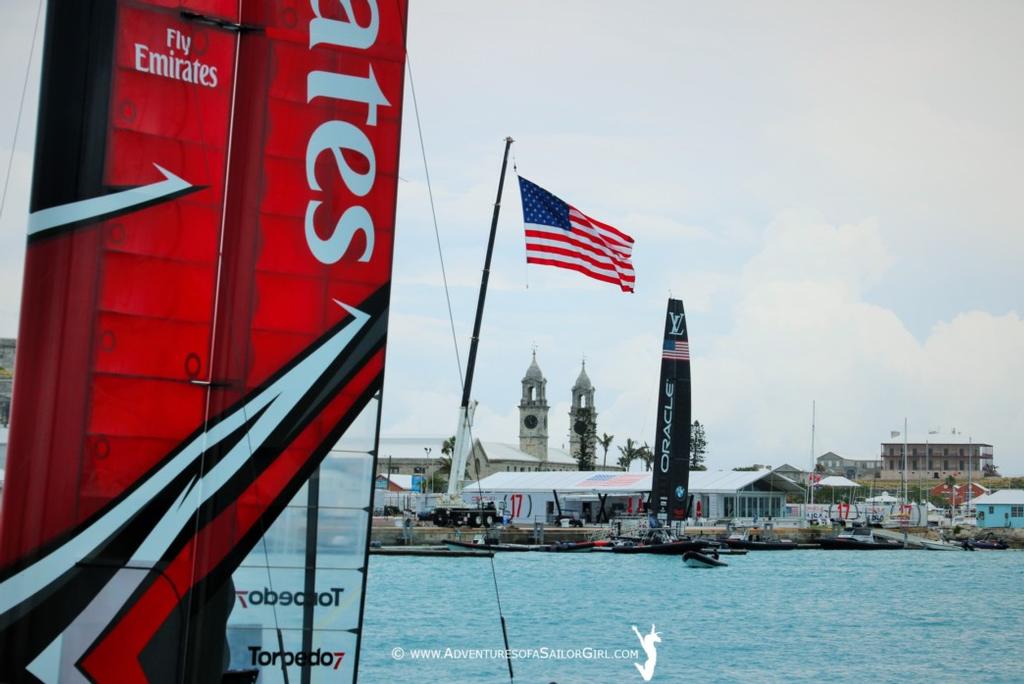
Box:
462 136 514 408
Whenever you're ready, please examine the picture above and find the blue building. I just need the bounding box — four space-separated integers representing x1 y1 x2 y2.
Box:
973 490 1024 529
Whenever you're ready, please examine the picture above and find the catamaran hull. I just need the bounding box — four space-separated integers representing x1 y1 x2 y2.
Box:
817 539 903 550
611 540 710 555
444 540 537 552
722 540 798 551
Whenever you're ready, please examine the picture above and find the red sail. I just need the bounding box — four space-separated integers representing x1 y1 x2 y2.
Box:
0 1 407 681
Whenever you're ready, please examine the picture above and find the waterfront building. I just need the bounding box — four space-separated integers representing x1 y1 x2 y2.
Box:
880 433 995 479
375 353 617 482
816 452 882 479
972 490 1024 529
374 436 579 486
773 463 808 483
375 474 415 492
930 482 990 506
468 469 804 525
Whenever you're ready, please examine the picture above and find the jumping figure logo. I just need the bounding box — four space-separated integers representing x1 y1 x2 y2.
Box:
631 624 661 681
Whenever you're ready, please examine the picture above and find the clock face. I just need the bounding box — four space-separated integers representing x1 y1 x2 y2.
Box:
524 414 539 429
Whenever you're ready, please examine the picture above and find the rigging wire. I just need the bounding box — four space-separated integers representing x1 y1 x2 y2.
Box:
406 53 464 390
406 54 515 683
0 0 43 222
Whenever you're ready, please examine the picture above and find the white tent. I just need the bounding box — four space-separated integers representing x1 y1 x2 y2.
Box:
817 475 860 488
865 491 898 503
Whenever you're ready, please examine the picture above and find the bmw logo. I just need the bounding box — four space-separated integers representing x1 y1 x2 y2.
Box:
675 486 685 499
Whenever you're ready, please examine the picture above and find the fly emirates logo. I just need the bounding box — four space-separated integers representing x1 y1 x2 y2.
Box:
134 27 219 88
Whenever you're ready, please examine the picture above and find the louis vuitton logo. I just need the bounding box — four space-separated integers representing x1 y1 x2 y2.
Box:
668 312 685 336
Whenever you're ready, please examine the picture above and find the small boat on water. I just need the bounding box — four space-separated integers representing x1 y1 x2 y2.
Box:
445 538 598 553
962 537 1009 550
540 541 596 553
611 539 712 555
607 528 713 555
721 526 798 551
445 538 537 552
817 525 903 550
920 538 964 551
683 551 728 568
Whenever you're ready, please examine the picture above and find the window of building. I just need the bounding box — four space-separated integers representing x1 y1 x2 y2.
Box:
989 506 995 514
1011 506 1024 518
943 460 949 470
959 461 964 471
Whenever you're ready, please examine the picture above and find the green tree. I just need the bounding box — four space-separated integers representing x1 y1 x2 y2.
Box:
442 435 456 457
733 464 761 472
574 407 597 470
636 442 654 471
690 421 708 471
426 471 448 493
617 438 640 470
598 433 615 469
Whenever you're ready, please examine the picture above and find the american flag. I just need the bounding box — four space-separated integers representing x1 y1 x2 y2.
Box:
517 176 635 293
577 473 646 487
662 339 689 361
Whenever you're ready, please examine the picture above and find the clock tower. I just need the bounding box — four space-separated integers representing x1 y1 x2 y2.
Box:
518 351 549 460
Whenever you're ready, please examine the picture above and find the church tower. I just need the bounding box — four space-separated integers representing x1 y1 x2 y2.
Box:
568 361 597 460
518 351 549 460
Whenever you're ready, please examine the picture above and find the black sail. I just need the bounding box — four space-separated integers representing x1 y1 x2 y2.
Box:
650 299 692 522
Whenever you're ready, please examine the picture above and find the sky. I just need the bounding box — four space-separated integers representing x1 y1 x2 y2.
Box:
1 2 1022 473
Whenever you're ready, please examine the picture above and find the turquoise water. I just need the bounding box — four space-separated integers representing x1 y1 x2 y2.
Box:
361 550 1024 683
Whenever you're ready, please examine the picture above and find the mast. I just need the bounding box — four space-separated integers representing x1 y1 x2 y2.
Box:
903 418 908 505
809 400 816 505
649 299 692 524
968 435 973 519
446 137 514 497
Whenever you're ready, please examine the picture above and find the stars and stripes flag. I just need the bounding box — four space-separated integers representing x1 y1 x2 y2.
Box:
517 176 635 292
577 473 647 487
662 339 689 361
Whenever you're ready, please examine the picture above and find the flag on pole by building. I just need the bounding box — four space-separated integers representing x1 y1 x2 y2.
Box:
517 176 635 292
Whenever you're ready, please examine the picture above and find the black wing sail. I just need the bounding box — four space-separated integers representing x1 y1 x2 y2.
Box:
650 298 692 523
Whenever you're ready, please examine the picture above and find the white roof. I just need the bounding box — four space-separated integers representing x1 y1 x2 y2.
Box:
470 469 804 495
865 493 899 503
971 489 1024 505
818 475 860 488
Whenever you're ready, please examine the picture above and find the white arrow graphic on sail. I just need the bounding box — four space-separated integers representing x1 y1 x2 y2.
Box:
28 164 193 237
0 301 369 682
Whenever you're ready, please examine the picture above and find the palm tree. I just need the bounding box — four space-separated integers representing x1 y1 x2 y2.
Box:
598 433 615 469
617 438 639 470
636 442 654 471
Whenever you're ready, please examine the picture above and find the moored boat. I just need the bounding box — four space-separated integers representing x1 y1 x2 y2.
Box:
818 525 903 550
444 538 538 552
963 537 1009 550
920 538 964 551
721 527 798 551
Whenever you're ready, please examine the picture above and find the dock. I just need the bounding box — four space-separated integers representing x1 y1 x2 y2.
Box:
369 545 494 558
